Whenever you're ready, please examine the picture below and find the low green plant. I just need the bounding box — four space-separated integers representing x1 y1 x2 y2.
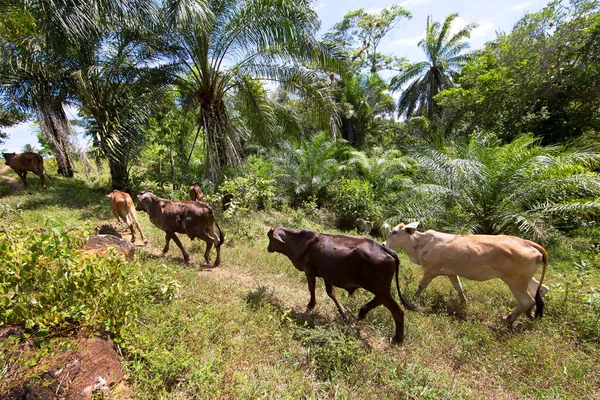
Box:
0 220 179 339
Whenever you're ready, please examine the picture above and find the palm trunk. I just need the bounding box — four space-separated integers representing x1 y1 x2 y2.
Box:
37 103 74 177
201 98 242 183
108 156 129 191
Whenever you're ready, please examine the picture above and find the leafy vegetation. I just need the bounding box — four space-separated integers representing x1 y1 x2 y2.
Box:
1 0 600 397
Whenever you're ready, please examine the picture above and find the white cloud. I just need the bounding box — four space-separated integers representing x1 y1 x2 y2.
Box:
399 0 433 8
511 1 533 12
387 34 423 49
451 16 497 40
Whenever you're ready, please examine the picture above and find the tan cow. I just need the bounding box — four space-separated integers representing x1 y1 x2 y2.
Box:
385 222 548 324
189 183 204 202
106 190 148 245
3 152 51 188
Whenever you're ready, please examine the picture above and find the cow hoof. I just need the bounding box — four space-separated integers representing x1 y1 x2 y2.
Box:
143 239 149 245
213 260 220 267
357 311 366 320
391 336 404 345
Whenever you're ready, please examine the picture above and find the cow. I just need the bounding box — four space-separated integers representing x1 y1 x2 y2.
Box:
189 183 204 202
385 222 548 325
3 152 51 189
105 190 148 245
136 190 224 266
267 226 417 343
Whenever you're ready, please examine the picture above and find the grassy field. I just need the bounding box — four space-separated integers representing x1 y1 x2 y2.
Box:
1 171 599 399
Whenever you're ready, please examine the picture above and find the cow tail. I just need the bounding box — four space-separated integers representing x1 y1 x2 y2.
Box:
382 246 418 312
532 243 548 319
215 220 225 246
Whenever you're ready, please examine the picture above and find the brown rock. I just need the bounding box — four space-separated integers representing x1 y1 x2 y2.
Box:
82 234 135 260
7 338 125 400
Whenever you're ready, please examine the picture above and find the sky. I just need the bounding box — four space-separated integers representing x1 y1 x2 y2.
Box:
1 0 548 153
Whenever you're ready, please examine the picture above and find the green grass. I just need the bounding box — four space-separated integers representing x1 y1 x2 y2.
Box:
1 173 599 399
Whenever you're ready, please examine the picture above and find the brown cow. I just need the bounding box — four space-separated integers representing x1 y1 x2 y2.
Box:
105 190 148 245
3 152 51 189
189 184 204 202
136 190 224 266
267 226 417 343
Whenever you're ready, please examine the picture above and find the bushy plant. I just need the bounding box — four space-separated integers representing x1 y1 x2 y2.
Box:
333 178 377 229
0 221 179 338
214 174 275 215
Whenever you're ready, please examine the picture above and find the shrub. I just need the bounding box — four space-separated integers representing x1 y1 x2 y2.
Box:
213 174 275 215
333 178 377 229
0 221 179 338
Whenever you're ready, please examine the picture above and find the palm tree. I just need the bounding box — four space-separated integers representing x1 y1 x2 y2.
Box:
392 135 600 242
390 13 476 119
171 0 340 183
72 15 173 190
0 2 76 176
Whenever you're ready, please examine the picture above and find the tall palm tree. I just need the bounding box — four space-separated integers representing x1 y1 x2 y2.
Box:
171 0 341 183
0 1 75 176
72 13 173 190
390 13 476 119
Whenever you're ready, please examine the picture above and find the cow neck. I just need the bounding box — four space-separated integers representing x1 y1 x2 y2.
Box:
288 230 319 263
148 194 167 218
405 231 425 264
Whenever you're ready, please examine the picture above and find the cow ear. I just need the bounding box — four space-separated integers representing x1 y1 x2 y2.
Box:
403 221 420 235
105 194 112 199
273 229 286 244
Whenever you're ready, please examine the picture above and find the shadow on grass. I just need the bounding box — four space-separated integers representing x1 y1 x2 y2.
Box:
8 177 112 216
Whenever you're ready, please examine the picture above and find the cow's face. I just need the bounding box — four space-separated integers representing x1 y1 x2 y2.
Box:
385 222 420 249
136 190 153 212
105 190 117 201
2 153 15 165
267 226 286 253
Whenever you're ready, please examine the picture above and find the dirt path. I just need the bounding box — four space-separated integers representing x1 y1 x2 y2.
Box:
0 164 23 194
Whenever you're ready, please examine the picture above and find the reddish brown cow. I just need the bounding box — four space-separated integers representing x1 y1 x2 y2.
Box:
136 190 224 266
3 152 51 189
105 190 148 244
189 184 204 202
267 226 417 343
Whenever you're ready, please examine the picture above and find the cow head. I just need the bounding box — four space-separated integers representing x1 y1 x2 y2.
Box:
267 225 286 253
105 190 118 200
2 153 16 165
385 221 420 249
136 190 154 212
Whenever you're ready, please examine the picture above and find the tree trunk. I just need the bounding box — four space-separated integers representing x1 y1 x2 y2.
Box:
37 103 74 177
201 99 242 183
108 157 129 191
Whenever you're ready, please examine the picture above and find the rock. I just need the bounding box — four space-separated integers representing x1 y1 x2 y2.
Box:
11 338 125 400
82 235 135 260
94 224 122 238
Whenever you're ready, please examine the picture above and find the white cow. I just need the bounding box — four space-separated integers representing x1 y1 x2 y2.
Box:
385 222 549 324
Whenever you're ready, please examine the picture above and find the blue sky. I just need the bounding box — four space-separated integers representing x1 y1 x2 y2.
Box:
2 0 548 153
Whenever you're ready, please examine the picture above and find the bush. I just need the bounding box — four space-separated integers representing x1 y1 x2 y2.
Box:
213 174 275 215
333 178 377 229
0 220 179 338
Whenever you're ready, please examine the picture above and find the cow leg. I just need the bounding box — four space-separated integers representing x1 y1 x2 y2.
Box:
306 273 317 310
18 171 27 186
358 296 383 320
167 232 190 263
34 170 45 188
504 280 535 325
415 273 436 297
382 295 405 344
136 222 148 245
162 233 171 254
448 275 468 302
127 223 136 243
324 281 347 319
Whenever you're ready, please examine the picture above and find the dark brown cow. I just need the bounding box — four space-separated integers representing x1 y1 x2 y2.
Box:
267 226 417 343
3 152 51 189
136 190 224 266
105 190 148 244
189 184 204 202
